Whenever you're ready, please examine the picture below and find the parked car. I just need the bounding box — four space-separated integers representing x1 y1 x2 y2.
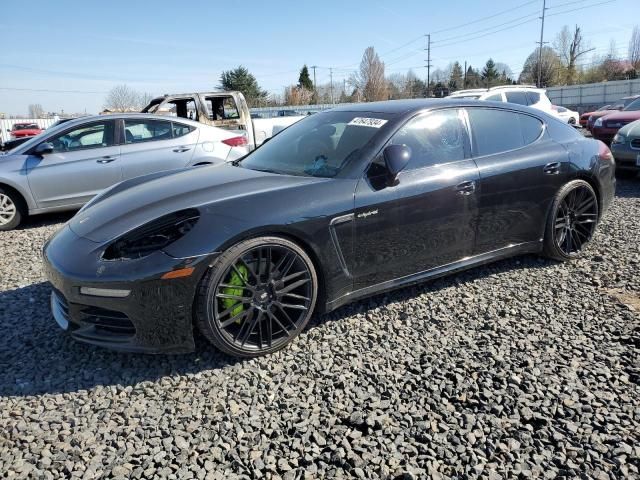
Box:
0 114 248 230
552 106 580 126
447 85 556 115
580 104 614 128
43 99 615 357
8 122 43 139
586 95 640 132
610 119 640 178
142 91 304 149
1 118 75 152
277 110 301 117
592 96 640 144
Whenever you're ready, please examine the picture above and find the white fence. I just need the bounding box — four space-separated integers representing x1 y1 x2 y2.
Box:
0 118 57 144
546 79 640 112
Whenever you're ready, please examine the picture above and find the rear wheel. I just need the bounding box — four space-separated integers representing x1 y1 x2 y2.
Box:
543 180 598 261
0 188 24 231
195 236 318 357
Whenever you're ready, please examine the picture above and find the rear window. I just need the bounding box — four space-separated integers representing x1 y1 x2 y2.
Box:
14 124 39 130
527 92 541 104
485 94 503 101
505 91 530 106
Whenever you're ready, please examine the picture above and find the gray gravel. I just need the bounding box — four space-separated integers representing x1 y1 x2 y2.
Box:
1 180 639 479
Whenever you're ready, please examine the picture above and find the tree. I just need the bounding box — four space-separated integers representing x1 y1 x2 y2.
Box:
104 84 141 112
219 66 267 107
481 58 499 87
629 26 640 70
449 62 464 91
28 104 44 118
298 65 313 90
518 47 562 86
350 47 386 102
554 25 593 84
284 85 313 105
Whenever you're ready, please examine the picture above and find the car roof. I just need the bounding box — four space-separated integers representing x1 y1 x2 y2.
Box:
329 98 540 115
54 113 204 129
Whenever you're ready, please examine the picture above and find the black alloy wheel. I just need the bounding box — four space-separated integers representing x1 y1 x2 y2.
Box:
196 236 318 357
544 180 598 260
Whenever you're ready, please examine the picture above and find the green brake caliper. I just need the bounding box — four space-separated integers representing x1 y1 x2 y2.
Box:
221 264 249 323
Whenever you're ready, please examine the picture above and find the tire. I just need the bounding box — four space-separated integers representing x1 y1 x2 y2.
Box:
615 169 637 179
195 236 318 357
0 187 25 231
543 180 599 261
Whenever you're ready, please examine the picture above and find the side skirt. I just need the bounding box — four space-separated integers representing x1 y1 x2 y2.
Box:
324 241 543 312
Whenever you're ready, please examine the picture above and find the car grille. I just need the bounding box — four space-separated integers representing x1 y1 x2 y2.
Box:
631 139 640 150
77 306 136 335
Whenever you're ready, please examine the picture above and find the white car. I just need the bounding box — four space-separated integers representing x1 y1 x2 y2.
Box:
552 106 580 127
447 86 555 115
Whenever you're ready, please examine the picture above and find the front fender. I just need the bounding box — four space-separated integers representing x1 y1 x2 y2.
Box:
0 175 36 211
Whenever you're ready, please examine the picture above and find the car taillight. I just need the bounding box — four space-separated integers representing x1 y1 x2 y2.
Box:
222 136 248 147
597 140 613 162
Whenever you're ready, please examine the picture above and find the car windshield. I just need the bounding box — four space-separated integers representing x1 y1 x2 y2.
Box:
238 110 390 177
623 98 640 111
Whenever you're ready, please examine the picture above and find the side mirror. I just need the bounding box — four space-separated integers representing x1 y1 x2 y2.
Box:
383 144 411 185
34 142 54 156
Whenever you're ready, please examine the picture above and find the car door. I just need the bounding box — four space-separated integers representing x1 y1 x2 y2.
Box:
465 107 569 254
119 118 199 180
352 108 480 289
25 120 121 208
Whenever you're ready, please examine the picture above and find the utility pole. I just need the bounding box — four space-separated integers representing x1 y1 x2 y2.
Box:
537 0 548 88
343 79 346 99
425 34 432 97
311 65 317 91
463 60 467 88
329 68 334 104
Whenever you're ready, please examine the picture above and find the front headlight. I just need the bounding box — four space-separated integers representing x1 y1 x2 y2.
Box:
594 118 603 127
588 115 594 122
612 133 626 144
103 209 200 260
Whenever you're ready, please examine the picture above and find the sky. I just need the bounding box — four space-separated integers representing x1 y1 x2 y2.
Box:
1 0 637 116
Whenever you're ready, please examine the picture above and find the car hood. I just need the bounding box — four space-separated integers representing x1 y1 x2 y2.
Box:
69 164 328 243
589 111 612 120
619 119 640 137
601 111 640 122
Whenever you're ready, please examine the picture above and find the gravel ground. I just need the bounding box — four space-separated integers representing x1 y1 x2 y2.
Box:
1 179 639 479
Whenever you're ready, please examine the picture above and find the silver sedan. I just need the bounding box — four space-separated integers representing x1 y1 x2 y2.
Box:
0 113 248 230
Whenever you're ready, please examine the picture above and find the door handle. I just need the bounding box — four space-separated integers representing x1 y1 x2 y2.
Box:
454 180 476 195
96 156 116 164
543 162 560 175
173 146 191 153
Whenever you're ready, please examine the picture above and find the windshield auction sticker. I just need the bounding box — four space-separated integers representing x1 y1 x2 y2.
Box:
348 117 388 128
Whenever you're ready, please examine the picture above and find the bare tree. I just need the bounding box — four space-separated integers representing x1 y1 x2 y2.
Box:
28 104 44 118
283 85 313 105
104 84 141 112
350 47 386 102
519 46 563 86
137 92 155 110
629 26 640 70
554 25 593 84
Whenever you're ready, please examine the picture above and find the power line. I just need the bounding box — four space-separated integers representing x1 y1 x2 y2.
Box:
432 11 540 45
0 87 107 94
431 0 538 35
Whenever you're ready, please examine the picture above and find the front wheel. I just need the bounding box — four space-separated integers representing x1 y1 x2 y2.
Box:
543 180 599 261
0 188 24 231
195 236 318 357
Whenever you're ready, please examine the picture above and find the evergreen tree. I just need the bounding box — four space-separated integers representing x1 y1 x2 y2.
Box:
449 61 464 91
481 58 499 87
298 65 313 90
219 66 267 107
465 65 480 88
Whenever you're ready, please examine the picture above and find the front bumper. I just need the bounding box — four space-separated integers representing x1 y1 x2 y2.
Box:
43 225 212 353
611 141 640 171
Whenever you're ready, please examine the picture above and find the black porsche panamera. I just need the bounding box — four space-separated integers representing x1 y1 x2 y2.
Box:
43 99 616 357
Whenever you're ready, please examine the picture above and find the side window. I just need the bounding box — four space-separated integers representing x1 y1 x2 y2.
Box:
206 96 240 120
172 122 195 138
527 92 541 105
124 120 173 144
467 108 524 156
389 109 466 169
50 121 115 153
519 114 544 144
505 91 530 106
486 94 503 102
222 98 240 119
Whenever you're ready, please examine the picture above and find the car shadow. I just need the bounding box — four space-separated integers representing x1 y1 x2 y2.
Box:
18 211 76 230
0 254 555 398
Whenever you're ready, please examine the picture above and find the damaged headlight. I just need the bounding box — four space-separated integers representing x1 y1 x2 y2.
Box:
103 209 200 260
